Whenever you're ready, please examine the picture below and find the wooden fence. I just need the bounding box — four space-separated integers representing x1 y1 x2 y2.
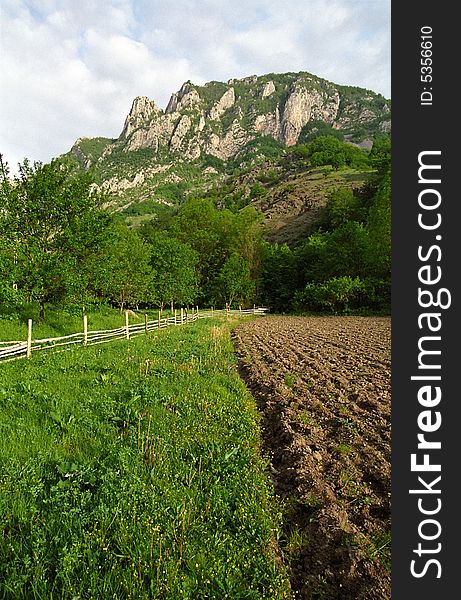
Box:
0 306 268 364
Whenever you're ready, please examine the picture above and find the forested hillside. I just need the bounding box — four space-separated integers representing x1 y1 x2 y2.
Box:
0 133 390 316
66 71 390 219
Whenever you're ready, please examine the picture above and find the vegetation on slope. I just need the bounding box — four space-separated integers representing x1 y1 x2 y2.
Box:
64 71 390 213
1 132 390 316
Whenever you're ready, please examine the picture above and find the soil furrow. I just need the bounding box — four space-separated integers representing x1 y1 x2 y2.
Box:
233 316 391 600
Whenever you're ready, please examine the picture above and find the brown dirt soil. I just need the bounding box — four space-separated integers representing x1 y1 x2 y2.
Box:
232 316 391 600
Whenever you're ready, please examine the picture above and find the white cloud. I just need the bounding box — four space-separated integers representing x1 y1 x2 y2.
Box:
0 0 390 170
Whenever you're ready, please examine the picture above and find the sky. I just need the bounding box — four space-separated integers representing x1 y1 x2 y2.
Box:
0 0 390 170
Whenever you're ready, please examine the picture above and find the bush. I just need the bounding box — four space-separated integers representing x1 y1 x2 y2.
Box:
298 120 344 144
294 276 366 312
294 276 390 313
361 277 391 310
307 136 347 169
249 182 267 199
305 136 369 170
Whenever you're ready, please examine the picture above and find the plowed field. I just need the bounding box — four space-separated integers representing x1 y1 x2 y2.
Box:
233 316 391 600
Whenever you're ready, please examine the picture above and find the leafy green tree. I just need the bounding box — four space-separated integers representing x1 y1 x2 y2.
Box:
295 276 366 312
260 242 296 312
293 232 331 287
95 224 151 310
344 144 370 169
305 136 369 170
170 199 264 304
321 221 369 280
320 187 363 230
170 198 221 296
307 136 347 169
214 254 254 307
0 236 19 306
366 172 391 279
369 135 391 175
224 206 264 275
144 231 198 310
0 155 111 318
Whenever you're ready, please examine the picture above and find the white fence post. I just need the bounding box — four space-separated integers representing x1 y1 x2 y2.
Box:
145 313 148 334
158 311 161 330
83 315 88 346
26 319 32 358
125 311 130 340
174 309 177 325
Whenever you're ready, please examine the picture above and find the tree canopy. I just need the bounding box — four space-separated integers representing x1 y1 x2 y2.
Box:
0 156 111 316
1 132 390 317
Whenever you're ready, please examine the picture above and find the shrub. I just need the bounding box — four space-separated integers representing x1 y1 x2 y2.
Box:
294 276 366 312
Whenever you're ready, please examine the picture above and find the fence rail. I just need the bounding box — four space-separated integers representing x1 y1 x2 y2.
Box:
0 307 268 363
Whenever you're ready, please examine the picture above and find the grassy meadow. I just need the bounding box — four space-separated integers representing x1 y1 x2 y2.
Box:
0 304 167 343
0 315 291 599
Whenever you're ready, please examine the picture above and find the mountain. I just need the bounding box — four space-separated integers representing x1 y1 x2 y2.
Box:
67 71 390 238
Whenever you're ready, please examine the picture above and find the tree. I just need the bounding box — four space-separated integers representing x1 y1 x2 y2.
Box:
170 199 264 304
320 187 363 230
144 231 198 310
295 276 366 313
0 235 19 306
344 144 370 169
306 136 369 170
214 254 254 307
307 136 347 169
369 135 391 176
0 155 111 317
169 198 222 298
321 221 369 280
260 242 296 312
366 172 391 279
95 224 152 310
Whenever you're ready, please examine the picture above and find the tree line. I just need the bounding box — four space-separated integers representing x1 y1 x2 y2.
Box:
0 155 262 318
0 135 390 317
261 136 391 312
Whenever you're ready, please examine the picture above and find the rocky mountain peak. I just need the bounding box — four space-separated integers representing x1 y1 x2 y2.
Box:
121 96 160 139
280 84 340 145
261 80 276 98
208 87 235 120
102 72 390 161
69 70 390 212
165 81 201 114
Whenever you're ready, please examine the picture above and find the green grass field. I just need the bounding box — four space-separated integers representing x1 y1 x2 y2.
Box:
0 304 168 343
0 316 291 599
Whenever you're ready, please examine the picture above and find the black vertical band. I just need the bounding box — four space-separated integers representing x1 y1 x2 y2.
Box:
392 2 458 597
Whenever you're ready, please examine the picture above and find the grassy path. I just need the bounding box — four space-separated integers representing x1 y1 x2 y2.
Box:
0 317 290 599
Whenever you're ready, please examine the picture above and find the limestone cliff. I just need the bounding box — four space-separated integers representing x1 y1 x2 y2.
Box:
89 71 389 164
68 70 390 212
